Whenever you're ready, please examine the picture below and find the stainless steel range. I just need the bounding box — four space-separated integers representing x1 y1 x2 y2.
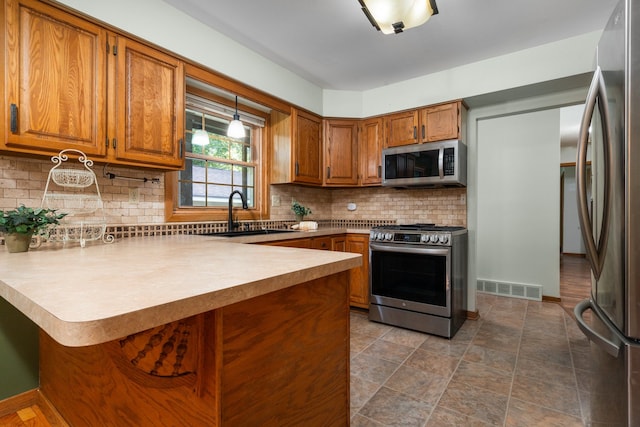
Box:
369 224 467 338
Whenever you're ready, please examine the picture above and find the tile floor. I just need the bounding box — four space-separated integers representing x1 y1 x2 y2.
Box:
350 293 591 426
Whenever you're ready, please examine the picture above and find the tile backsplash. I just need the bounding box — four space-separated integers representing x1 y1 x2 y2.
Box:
1 154 466 228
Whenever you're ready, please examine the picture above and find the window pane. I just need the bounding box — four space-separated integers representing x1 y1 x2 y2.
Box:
207 161 231 185
207 184 231 207
207 136 229 159
230 140 250 162
204 115 227 135
186 110 202 131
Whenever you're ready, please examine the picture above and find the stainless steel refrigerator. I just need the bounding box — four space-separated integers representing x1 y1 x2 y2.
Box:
574 0 640 425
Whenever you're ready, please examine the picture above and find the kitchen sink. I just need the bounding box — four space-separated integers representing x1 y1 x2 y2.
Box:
203 229 296 237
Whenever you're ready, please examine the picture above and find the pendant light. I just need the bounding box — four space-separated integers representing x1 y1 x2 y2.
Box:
227 96 246 139
191 129 209 146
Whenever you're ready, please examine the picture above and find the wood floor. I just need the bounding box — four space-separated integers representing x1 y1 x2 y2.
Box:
0 404 57 426
559 254 591 316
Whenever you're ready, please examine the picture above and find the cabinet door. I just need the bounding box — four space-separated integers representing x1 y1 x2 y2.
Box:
311 236 332 250
292 109 322 185
359 117 383 186
420 102 460 142
346 234 370 308
113 36 184 169
385 110 418 148
324 119 358 186
332 235 346 251
4 0 108 157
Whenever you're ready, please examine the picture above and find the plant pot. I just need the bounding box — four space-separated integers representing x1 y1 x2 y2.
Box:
295 214 305 222
4 232 34 253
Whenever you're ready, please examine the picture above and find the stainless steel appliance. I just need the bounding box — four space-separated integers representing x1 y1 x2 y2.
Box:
574 1 640 425
369 224 467 338
382 139 467 188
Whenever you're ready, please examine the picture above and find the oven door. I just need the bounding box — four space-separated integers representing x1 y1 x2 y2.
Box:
369 242 451 317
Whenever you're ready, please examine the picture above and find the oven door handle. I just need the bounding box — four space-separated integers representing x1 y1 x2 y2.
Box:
370 242 449 256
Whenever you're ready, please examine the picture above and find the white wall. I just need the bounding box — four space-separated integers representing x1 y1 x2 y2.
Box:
562 167 586 254
476 110 561 297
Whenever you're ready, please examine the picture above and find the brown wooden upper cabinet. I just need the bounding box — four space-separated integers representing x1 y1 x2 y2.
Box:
293 109 323 185
324 119 358 186
384 100 466 148
3 0 185 170
359 117 383 186
271 108 323 185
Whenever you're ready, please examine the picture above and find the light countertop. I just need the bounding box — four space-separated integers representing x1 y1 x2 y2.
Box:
0 235 361 347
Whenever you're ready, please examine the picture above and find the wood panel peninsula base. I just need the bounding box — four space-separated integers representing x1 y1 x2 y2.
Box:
0 236 361 426
40 273 350 426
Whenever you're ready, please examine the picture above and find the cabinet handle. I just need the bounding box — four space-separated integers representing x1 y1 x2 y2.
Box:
413 126 417 139
10 104 17 133
112 138 117 149
295 162 299 176
105 137 109 148
179 139 184 158
422 125 425 139
378 165 382 178
327 166 331 179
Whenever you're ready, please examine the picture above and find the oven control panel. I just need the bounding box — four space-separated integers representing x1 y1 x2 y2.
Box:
369 231 451 246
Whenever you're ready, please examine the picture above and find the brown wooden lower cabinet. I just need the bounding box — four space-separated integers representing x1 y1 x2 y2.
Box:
272 233 370 308
345 234 370 308
39 272 350 426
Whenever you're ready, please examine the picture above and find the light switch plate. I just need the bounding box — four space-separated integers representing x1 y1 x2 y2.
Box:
271 195 281 207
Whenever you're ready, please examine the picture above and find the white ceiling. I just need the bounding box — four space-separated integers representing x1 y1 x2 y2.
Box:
163 0 619 91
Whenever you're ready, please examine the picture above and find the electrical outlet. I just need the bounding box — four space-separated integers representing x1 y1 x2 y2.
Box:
271 195 281 207
129 188 139 203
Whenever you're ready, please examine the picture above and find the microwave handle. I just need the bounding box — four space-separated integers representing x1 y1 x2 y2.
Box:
438 148 444 179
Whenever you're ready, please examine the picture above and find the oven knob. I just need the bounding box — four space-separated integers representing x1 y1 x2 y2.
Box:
439 235 449 244
376 232 384 241
420 234 429 243
430 235 439 243
385 233 393 241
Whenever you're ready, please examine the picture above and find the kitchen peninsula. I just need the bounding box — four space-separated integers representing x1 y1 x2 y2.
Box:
0 235 361 425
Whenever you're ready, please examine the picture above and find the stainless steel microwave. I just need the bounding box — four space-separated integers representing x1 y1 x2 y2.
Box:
382 139 467 187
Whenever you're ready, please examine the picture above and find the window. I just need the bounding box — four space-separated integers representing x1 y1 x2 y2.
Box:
180 109 256 208
165 92 267 222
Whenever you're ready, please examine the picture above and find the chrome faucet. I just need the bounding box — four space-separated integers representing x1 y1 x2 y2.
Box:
228 190 248 232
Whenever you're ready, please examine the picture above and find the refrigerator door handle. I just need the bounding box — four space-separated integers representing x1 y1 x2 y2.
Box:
575 298 622 358
576 66 613 280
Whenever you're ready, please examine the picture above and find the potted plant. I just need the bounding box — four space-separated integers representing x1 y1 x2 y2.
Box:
291 201 312 222
0 205 67 253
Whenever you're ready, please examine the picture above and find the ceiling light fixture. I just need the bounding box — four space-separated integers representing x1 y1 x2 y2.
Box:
191 129 209 146
358 0 439 34
227 96 246 139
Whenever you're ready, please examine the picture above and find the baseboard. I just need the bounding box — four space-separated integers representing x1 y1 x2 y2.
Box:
542 295 562 303
36 390 68 426
562 252 586 258
466 310 479 320
0 389 68 425
0 389 38 418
